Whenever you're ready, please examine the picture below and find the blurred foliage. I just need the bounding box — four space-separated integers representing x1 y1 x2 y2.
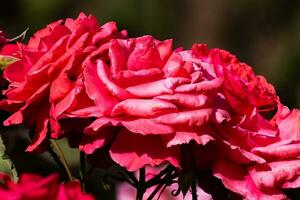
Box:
0 135 18 181
0 0 299 199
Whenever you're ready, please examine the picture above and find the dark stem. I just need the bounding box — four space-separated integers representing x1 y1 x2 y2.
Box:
49 140 74 181
136 168 146 200
80 151 86 191
191 178 197 200
121 167 138 186
146 165 174 188
157 184 168 200
147 165 178 200
147 182 164 200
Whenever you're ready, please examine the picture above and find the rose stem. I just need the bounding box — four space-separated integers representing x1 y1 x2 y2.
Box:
191 178 198 200
80 151 86 191
50 139 74 181
136 167 146 200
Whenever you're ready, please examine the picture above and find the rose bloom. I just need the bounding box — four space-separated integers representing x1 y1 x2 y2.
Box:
206 46 277 114
59 36 237 172
210 101 300 200
0 173 94 200
61 40 277 172
0 13 127 152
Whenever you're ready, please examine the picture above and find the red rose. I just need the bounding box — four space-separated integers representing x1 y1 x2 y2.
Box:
191 44 277 114
0 13 127 152
212 103 300 199
64 37 231 171
0 173 94 200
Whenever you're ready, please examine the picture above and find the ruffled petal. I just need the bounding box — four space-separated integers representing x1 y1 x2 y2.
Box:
213 159 287 200
252 140 300 160
79 126 119 154
110 128 180 171
249 160 300 189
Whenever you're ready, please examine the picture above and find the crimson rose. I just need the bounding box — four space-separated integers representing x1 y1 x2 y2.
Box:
0 13 127 152
0 173 94 200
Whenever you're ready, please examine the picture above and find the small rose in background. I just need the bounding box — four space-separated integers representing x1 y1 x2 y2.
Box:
0 172 94 200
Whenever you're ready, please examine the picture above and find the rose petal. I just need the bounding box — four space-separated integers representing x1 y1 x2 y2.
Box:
112 68 163 87
126 77 189 98
110 128 180 171
96 60 133 100
249 160 300 189
84 60 118 115
252 141 300 160
108 39 134 74
213 159 287 200
155 93 208 108
26 112 49 152
175 77 223 93
111 99 177 117
154 109 214 126
84 117 120 135
127 36 164 70
80 126 118 154
121 118 174 135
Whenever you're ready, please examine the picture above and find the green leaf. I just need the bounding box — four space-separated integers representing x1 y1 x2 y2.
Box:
178 171 196 196
0 135 18 182
0 55 19 71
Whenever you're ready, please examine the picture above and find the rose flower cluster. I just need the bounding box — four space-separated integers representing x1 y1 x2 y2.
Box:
0 13 299 200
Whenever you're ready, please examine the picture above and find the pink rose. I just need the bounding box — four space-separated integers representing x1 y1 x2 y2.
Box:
65 36 231 172
191 44 277 114
212 103 300 199
0 173 94 200
0 13 127 152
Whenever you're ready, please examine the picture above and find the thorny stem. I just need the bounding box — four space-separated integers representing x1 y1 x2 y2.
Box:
50 140 74 181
